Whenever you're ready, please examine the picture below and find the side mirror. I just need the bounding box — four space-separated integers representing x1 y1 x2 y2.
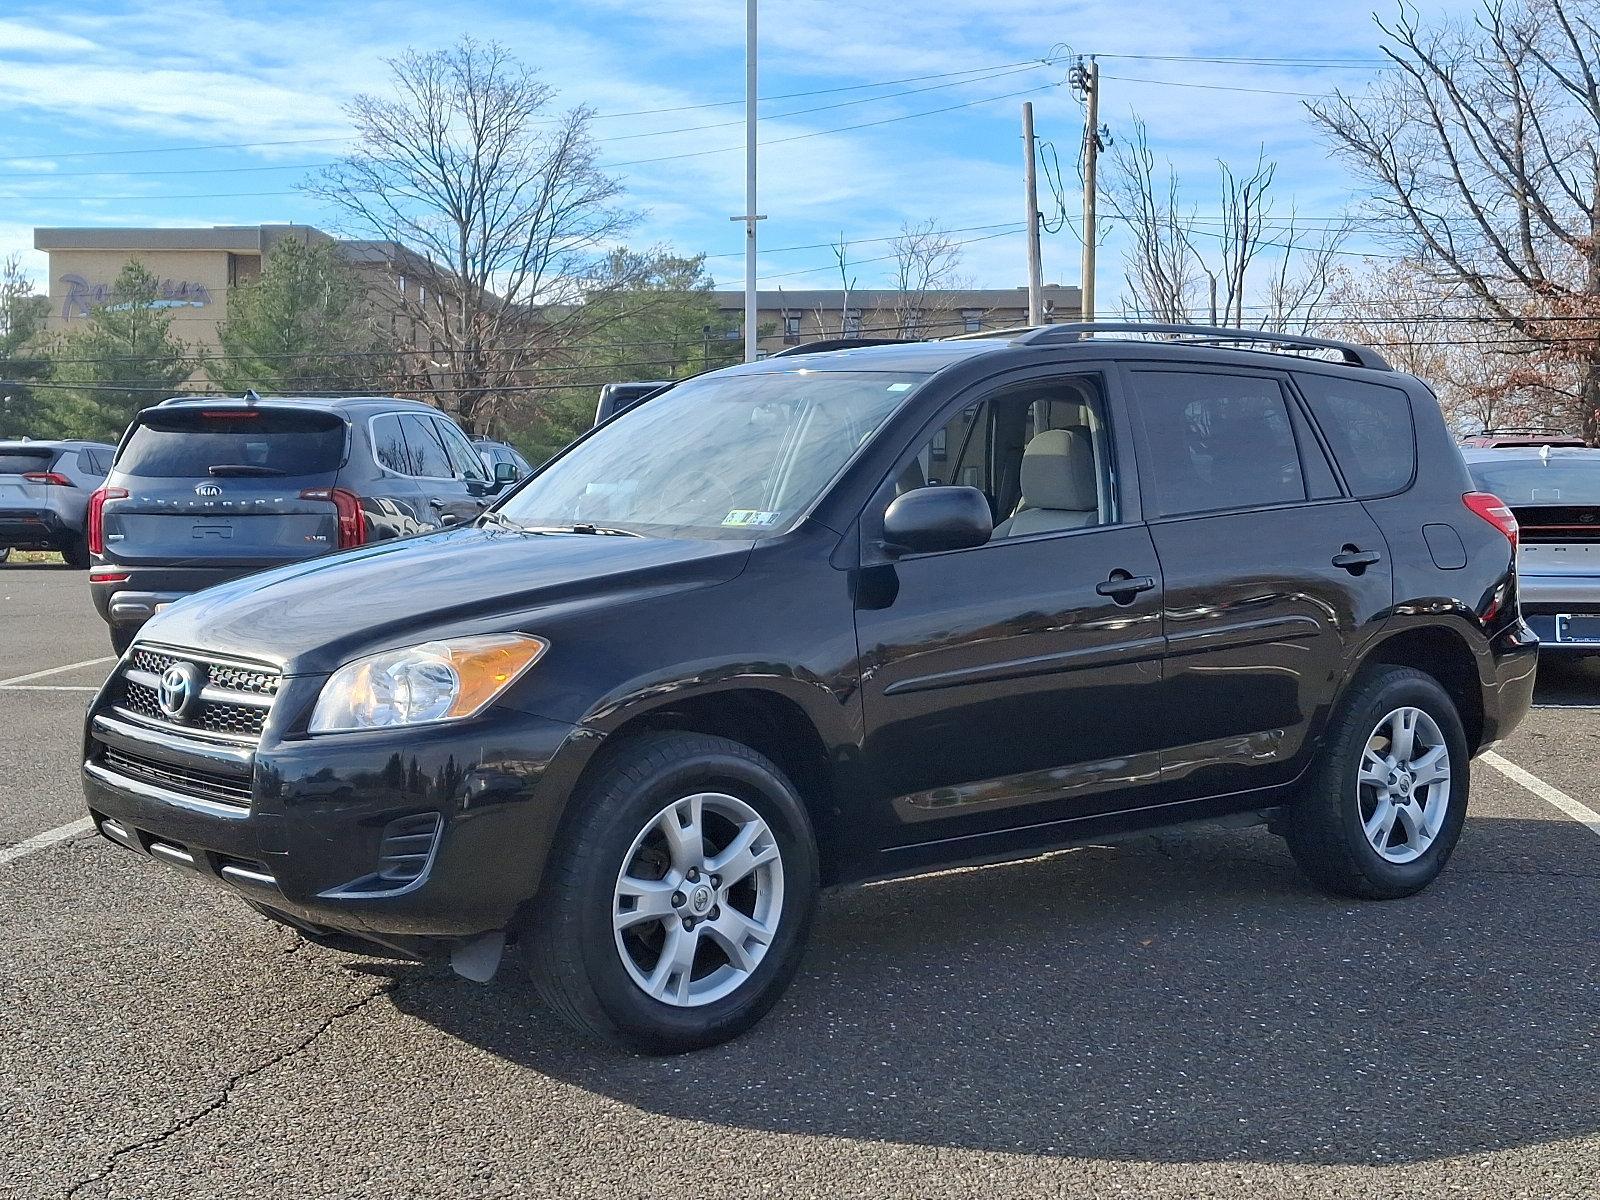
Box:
493 461 519 485
882 486 993 556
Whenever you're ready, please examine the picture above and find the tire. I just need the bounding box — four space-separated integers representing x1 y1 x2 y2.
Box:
0 547 10 565
1284 665 1470 900
522 731 820 1054
109 625 136 656
61 533 90 569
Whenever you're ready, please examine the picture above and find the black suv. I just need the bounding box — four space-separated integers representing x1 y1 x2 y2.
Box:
81 325 1537 1053
88 395 507 652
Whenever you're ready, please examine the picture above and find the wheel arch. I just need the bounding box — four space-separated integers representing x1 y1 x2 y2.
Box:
555 682 853 886
1354 623 1486 752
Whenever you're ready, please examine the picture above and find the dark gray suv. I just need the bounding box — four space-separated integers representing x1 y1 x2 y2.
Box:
89 395 503 652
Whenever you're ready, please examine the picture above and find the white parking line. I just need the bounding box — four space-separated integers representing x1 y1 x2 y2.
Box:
0 817 95 867
1482 750 1600 841
0 656 114 688
0 685 100 693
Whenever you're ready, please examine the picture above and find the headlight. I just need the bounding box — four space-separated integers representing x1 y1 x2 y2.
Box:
308 634 548 734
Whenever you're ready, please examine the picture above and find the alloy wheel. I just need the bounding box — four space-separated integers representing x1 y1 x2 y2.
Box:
1356 705 1452 864
612 791 785 1007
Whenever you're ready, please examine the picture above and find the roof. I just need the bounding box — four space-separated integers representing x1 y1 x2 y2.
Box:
0 439 117 451
1461 445 1599 462
709 286 1081 311
152 394 440 413
731 323 1395 376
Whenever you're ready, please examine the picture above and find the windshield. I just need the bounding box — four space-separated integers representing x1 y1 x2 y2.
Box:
117 408 347 478
501 369 926 538
1468 457 1600 504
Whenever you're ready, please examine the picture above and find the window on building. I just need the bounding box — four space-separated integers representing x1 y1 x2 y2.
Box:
843 309 862 337
783 313 802 344
962 309 983 334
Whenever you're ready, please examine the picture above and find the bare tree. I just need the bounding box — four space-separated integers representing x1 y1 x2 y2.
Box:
1100 117 1349 330
888 219 968 335
1308 0 1600 443
307 37 636 433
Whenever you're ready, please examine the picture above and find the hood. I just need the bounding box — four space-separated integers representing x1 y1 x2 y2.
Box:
142 526 752 674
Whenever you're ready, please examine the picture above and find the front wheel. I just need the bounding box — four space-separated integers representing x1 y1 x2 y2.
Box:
1284 665 1470 900
523 731 819 1054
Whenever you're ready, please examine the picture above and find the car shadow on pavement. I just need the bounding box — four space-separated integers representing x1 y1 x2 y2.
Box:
389 817 1600 1167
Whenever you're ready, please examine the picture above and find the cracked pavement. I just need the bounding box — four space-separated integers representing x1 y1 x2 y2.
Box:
3 565 1600 1198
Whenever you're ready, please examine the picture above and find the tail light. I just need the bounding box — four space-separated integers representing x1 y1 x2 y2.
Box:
1465 491 1519 551
300 487 366 548
87 486 127 555
22 471 73 486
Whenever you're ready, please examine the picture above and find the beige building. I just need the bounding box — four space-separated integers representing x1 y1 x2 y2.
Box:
709 285 1082 356
33 224 431 357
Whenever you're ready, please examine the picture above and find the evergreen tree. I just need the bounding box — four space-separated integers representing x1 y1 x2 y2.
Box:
50 260 192 440
210 238 393 394
0 255 53 437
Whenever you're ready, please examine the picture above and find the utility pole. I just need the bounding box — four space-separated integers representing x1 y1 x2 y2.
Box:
732 0 765 363
1074 56 1101 323
1022 101 1044 326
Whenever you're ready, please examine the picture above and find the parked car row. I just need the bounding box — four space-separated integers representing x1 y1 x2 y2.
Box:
79 323 1549 1054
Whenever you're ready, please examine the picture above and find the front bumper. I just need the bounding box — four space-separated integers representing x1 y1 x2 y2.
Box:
82 687 588 942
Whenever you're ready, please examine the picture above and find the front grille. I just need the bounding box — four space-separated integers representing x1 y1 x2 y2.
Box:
98 745 253 807
116 646 279 744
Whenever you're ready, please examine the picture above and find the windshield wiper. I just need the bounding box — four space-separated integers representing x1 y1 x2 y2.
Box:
475 508 527 532
521 522 643 538
208 464 287 476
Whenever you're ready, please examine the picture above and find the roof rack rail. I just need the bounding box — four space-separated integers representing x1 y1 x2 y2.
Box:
769 336 919 357
1009 322 1392 370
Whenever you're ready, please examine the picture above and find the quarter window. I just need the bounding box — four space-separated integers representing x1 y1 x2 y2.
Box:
1294 373 1416 497
372 414 412 474
1133 372 1307 517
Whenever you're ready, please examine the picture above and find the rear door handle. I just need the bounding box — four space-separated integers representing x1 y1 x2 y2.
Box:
428 497 447 510
1096 571 1157 602
1332 547 1382 572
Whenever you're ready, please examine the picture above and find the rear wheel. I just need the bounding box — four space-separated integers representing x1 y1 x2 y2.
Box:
523 731 819 1054
1284 665 1469 900
0 547 10 565
109 625 136 656
61 533 90 569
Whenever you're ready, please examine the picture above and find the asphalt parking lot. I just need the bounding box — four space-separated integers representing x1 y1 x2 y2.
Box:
2 562 1598 1199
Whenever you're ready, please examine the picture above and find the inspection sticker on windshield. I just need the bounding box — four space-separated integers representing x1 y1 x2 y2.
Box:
722 509 781 528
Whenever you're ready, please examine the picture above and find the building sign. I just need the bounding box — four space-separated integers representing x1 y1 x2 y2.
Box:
59 274 212 320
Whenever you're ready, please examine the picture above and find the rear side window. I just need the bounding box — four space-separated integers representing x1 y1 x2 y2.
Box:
0 448 57 474
1132 371 1307 517
398 413 453 478
116 409 346 478
1294 373 1416 497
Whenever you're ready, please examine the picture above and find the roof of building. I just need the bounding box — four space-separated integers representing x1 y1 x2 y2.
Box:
707 286 1081 311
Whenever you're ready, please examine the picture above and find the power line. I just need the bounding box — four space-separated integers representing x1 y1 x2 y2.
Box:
602 82 1060 169
1092 53 1391 68
1099 73 1331 98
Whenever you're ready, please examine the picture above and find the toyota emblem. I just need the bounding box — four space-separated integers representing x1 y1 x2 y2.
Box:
156 662 202 719
194 482 222 497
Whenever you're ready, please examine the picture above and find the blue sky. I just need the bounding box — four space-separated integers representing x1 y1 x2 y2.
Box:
0 0 1478 307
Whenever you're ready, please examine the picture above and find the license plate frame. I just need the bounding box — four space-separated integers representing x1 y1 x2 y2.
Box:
1553 613 1600 643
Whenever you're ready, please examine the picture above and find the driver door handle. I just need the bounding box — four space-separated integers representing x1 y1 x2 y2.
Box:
1332 547 1382 572
1096 572 1156 601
